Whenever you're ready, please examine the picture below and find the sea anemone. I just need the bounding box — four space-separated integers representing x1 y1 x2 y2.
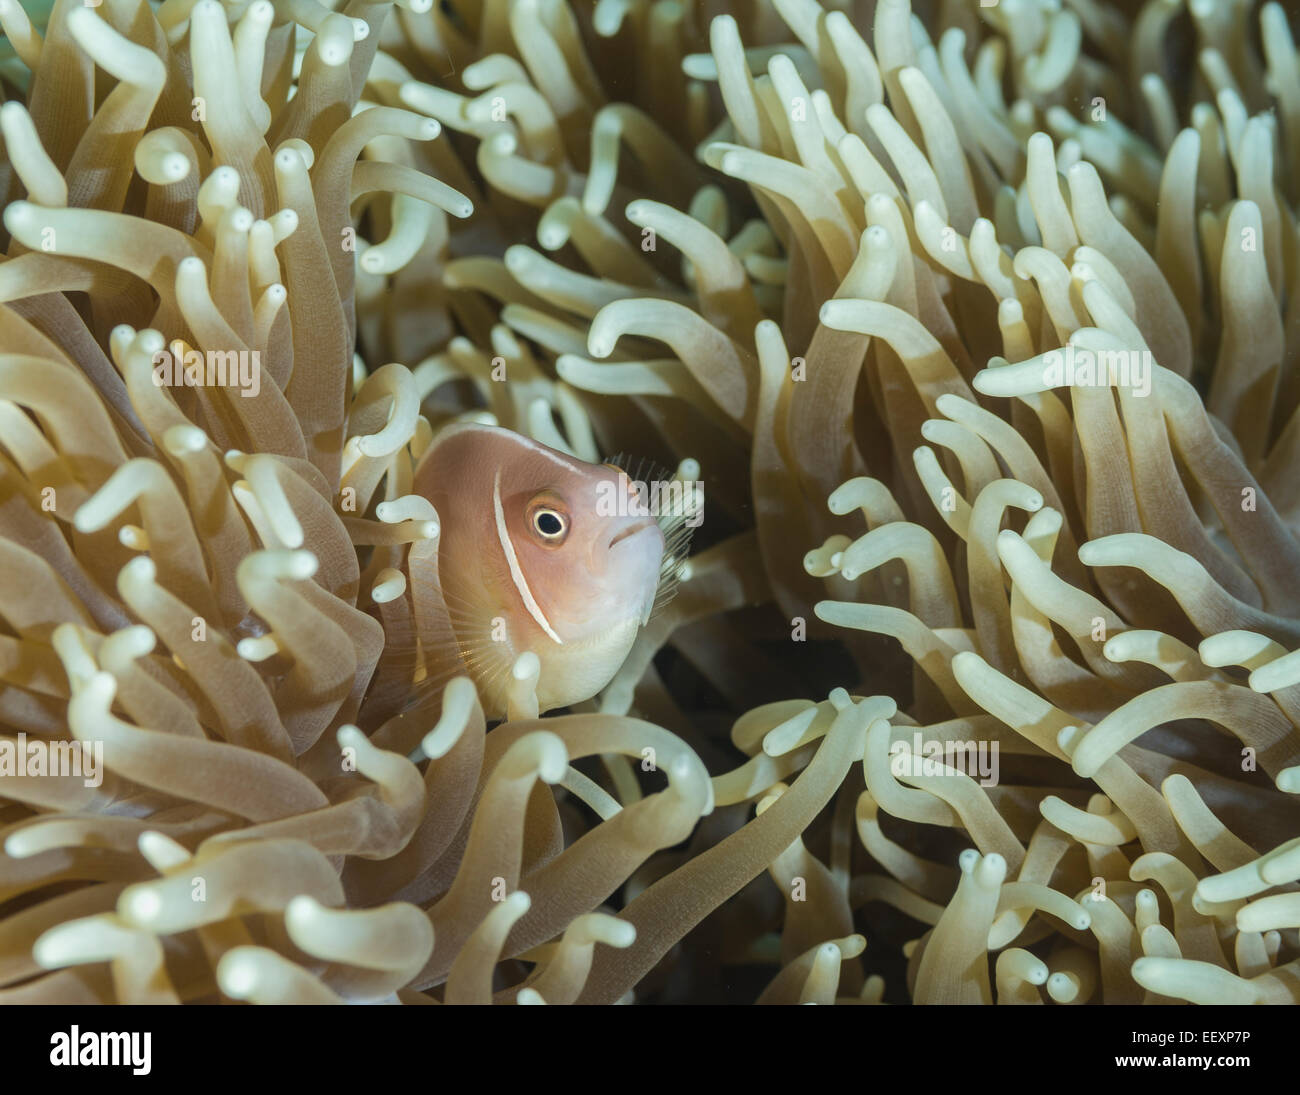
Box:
1 0 1298 1005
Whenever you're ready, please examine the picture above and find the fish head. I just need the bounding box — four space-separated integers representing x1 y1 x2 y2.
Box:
493 451 667 642
411 424 673 713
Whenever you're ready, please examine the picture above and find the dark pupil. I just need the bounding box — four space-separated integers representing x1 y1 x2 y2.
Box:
537 511 562 536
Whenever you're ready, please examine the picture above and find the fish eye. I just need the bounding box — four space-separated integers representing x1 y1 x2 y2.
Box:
530 505 569 543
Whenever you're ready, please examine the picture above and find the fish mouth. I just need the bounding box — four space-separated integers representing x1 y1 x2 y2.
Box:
608 518 658 549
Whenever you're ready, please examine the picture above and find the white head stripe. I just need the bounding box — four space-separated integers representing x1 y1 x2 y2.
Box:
510 433 586 477
492 469 563 645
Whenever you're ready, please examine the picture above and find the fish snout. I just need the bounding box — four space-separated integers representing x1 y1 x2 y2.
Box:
603 517 665 620
600 518 665 591
607 517 661 552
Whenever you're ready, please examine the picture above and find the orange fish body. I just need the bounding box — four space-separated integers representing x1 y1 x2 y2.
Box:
412 424 669 716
